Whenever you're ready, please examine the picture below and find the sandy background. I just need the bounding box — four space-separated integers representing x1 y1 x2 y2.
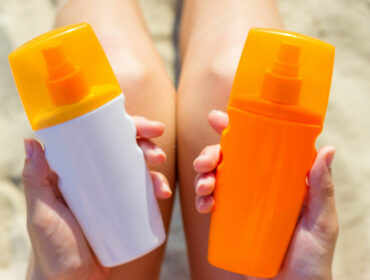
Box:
0 0 369 279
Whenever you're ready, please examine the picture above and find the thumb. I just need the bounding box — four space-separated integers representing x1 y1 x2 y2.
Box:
22 139 57 210
305 146 339 239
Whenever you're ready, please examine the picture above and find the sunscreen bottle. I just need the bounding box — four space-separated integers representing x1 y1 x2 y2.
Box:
9 23 165 267
208 28 335 277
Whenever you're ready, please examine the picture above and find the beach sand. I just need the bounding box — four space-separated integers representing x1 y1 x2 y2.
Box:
0 0 369 279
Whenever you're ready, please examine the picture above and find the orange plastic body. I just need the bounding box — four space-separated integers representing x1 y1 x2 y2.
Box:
208 29 335 278
209 104 321 277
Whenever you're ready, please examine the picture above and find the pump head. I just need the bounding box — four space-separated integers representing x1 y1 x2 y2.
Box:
42 43 88 106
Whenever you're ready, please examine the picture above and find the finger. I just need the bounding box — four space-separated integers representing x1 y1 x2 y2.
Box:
23 139 84 258
208 110 229 135
151 171 172 199
195 194 215 214
48 170 65 203
23 139 49 186
137 138 166 164
22 139 58 208
193 144 221 173
195 172 216 196
305 146 338 237
133 116 165 139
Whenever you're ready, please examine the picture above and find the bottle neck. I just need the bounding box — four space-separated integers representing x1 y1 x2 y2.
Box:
260 70 302 105
260 41 302 105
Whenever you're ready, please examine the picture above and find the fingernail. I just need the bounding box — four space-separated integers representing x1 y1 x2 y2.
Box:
151 120 164 128
210 109 223 117
162 182 172 196
195 154 206 165
197 177 207 189
198 197 210 211
196 178 202 189
325 147 335 175
193 158 200 168
24 139 33 159
326 147 335 168
198 198 205 209
195 181 202 194
155 146 165 156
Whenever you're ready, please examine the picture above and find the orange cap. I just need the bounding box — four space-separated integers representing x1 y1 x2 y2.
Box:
9 23 121 130
230 29 335 125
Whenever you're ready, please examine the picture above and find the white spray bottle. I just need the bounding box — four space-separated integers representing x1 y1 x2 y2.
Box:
9 23 165 267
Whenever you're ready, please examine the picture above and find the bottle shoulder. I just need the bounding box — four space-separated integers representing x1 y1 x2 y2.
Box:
229 94 322 125
33 85 121 131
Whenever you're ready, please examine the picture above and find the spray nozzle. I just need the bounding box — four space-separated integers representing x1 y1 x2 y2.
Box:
261 42 302 105
42 43 88 106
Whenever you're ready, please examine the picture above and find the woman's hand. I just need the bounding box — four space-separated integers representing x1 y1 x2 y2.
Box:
24 117 172 280
193 110 338 280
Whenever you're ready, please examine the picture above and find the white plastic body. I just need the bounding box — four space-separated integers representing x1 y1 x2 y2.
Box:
35 94 165 267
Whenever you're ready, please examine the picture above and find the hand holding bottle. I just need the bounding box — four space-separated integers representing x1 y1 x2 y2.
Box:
24 117 171 280
194 110 338 280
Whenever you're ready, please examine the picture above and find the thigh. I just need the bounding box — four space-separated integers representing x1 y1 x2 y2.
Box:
106 44 176 280
56 0 176 279
177 0 282 279
176 39 244 280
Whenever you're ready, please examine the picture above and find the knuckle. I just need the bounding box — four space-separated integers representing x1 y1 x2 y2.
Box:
314 215 339 241
22 173 49 189
321 181 335 198
21 173 32 187
22 173 36 187
27 209 58 234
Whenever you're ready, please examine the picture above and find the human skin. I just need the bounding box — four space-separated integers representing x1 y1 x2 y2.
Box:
177 0 283 279
26 0 176 279
23 0 338 279
193 110 339 280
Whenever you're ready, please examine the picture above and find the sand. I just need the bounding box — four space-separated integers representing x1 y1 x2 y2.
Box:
0 0 368 279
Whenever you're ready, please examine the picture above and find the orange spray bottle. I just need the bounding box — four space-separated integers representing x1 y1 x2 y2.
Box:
208 29 335 277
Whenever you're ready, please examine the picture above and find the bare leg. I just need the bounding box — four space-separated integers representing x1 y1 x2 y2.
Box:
177 0 283 279
55 0 176 279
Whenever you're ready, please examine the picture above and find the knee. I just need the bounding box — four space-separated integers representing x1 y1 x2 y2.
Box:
201 46 242 105
209 48 239 91
111 56 151 95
